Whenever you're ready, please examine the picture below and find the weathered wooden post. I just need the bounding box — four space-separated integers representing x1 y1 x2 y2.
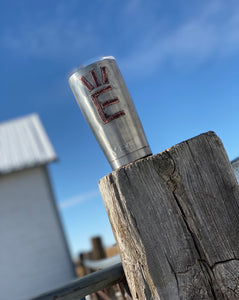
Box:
91 237 116 300
91 236 106 261
99 132 239 299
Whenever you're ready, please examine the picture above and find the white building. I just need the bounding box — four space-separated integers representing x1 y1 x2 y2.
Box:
232 157 239 183
0 114 76 300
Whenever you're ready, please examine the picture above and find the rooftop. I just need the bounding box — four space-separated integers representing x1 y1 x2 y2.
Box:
0 114 57 175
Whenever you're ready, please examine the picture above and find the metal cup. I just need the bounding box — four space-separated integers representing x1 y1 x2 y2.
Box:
68 56 152 170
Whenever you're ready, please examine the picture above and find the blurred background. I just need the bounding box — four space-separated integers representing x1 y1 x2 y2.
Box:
1 0 239 260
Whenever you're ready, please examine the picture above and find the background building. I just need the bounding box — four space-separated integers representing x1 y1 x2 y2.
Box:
232 157 239 183
0 114 76 300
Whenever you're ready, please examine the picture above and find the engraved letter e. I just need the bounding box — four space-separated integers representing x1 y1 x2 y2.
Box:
90 86 125 124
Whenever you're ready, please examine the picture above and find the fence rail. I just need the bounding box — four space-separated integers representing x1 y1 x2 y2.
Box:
30 263 124 300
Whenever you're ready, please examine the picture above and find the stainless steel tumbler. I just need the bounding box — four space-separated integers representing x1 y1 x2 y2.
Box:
68 56 152 170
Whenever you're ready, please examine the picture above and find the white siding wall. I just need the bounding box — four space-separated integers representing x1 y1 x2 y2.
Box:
0 166 75 300
232 160 239 184
234 165 239 183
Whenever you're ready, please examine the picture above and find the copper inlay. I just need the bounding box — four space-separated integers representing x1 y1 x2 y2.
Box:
80 66 109 91
90 69 101 87
90 86 125 124
91 86 111 97
79 76 94 91
101 67 109 84
104 110 125 124
101 98 119 109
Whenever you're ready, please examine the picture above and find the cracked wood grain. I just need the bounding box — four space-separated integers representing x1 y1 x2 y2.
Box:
99 131 239 299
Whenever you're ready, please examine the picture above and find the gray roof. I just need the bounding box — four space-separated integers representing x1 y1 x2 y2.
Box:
231 157 239 167
0 114 57 175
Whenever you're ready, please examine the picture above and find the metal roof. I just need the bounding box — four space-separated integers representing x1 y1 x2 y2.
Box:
0 114 57 175
231 157 239 166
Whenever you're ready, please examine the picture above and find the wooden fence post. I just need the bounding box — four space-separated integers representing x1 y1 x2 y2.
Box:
99 131 239 299
91 236 118 300
91 237 106 261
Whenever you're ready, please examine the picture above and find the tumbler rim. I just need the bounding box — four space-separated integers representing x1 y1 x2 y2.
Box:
68 56 116 80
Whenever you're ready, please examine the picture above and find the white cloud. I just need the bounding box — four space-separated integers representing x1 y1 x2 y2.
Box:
120 0 239 74
0 2 97 59
59 189 100 209
2 0 239 73
2 20 94 59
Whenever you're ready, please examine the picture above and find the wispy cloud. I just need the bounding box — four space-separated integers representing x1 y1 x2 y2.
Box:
0 1 98 59
1 0 239 74
59 189 100 209
120 1 239 73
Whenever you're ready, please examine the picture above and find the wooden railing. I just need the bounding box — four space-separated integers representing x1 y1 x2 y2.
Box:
30 263 127 300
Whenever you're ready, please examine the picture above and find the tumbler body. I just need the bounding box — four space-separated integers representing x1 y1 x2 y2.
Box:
69 57 152 170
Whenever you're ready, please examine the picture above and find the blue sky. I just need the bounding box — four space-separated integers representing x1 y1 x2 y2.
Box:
1 0 239 258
